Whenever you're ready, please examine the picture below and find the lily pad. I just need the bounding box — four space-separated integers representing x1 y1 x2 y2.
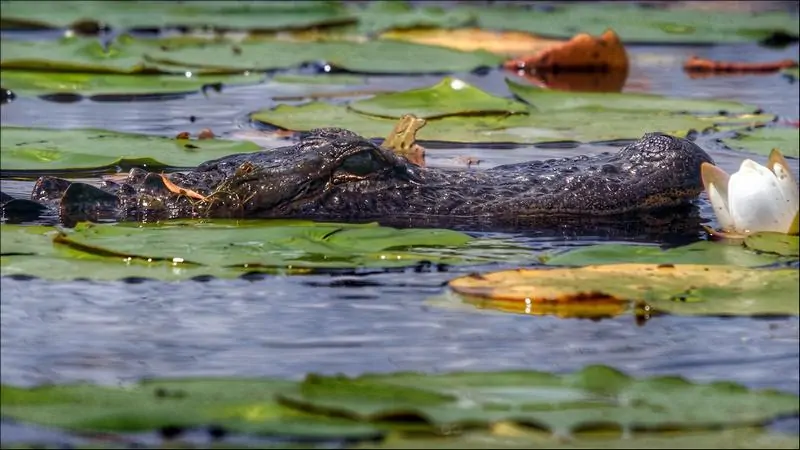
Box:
0 377 380 439
349 1 475 36
367 428 800 449
722 127 800 158
349 77 529 119
447 263 800 316
277 365 799 434
506 79 758 115
469 3 799 44
145 37 503 75
782 67 800 81
251 101 740 145
0 127 262 173
1 35 504 75
0 0 357 32
544 241 790 267
0 70 261 97
744 232 800 257
0 220 535 281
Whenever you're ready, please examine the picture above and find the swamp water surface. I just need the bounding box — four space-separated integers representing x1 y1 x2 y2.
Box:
0 2 799 448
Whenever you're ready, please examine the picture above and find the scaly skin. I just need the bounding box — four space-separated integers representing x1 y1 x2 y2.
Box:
2 129 714 231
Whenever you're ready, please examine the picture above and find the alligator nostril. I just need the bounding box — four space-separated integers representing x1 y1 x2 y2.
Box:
601 164 619 174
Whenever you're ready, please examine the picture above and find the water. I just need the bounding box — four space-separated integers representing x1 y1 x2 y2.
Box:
1 30 799 444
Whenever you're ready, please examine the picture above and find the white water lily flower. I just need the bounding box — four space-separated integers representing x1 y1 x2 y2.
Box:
701 148 799 235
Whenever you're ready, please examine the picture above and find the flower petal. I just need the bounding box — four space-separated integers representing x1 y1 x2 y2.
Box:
728 159 797 233
701 162 736 231
767 149 799 228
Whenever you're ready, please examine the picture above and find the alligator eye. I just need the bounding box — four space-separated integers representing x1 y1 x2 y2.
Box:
339 150 385 176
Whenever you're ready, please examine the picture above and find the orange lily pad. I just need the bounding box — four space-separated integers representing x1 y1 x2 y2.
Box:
504 29 629 73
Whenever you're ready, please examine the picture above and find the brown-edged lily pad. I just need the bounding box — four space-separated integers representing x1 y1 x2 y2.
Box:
447 263 799 316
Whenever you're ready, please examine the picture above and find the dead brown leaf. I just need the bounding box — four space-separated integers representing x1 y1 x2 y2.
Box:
198 128 215 140
683 55 798 75
158 174 207 201
504 29 629 73
175 131 191 140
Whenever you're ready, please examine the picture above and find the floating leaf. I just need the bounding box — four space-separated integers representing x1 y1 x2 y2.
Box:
468 3 799 44
447 263 799 316
0 0 357 32
0 70 261 97
0 377 379 439
277 365 799 434
0 220 536 281
722 127 800 158
544 241 790 267
366 428 800 449
349 1 475 36
744 232 800 257
380 28 562 57
0 127 262 172
506 78 757 115
349 77 530 119
1 35 503 75
251 101 746 145
782 67 800 81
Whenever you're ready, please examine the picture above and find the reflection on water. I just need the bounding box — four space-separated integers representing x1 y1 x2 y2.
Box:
0 33 799 444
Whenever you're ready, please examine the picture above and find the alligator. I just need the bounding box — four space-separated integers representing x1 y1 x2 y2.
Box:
0 127 714 234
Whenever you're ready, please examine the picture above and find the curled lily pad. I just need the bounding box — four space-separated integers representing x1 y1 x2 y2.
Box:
447 263 800 316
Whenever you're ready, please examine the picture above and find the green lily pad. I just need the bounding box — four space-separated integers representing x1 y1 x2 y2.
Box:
349 76 529 119
251 101 741 145
367 428 800 449
744 232 800 257
145 37 502 75
277 365 799 434
782 67 800 81
722 127 800 158
252 78 769 144
2 369 798 447
544 241 791 267
0 126 262 172
0 220 535 281
0 0 357 32
0 377 379 439
1 35 503 75
469 3 799 44
506 79 757 115
270 73 367 85
447 263 800 316
0 70 261 97
349 1 475 36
